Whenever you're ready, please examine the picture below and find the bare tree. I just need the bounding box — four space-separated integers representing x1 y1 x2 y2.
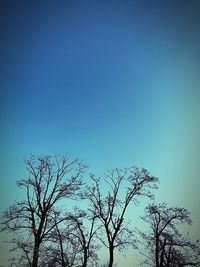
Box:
140 203 200 267
7 235 33 267
87 167 158 267
67 208 99 267
1 155 86 267
40 208 99 267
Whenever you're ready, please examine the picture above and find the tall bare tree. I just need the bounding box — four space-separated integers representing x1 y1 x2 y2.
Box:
140 203 200 267
87 167 158 267
1 155 86 267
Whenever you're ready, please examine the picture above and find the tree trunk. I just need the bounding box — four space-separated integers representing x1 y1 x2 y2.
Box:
160 239 166 267
81 247 88 267
59 232 66 267
108 245 114 267
31 215 45 267
31 241 40 267
155 236 160 267
166 245 172 267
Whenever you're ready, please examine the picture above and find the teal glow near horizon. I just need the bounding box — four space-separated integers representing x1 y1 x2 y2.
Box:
0 1 200 266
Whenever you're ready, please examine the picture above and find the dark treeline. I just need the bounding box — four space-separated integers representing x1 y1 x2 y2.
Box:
1 154 200 267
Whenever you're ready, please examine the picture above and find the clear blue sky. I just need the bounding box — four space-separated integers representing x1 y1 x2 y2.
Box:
0 1 200 266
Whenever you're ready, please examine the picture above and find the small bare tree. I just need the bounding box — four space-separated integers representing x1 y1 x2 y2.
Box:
7 235 33 267
41 208 99 267
87 167 158 267
1 155 86 267
140 203 200 267
67 208 99 267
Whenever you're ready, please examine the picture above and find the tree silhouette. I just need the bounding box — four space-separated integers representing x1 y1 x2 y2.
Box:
67 208 99 267
87 167 158 267
41 208 99 267
140 203 200 267
1 155 86 267
7 236 33 267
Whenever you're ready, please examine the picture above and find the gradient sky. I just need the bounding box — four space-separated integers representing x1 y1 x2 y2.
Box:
0 1 200 266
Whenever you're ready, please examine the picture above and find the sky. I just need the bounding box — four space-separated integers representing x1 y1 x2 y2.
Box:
0 1 200 266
